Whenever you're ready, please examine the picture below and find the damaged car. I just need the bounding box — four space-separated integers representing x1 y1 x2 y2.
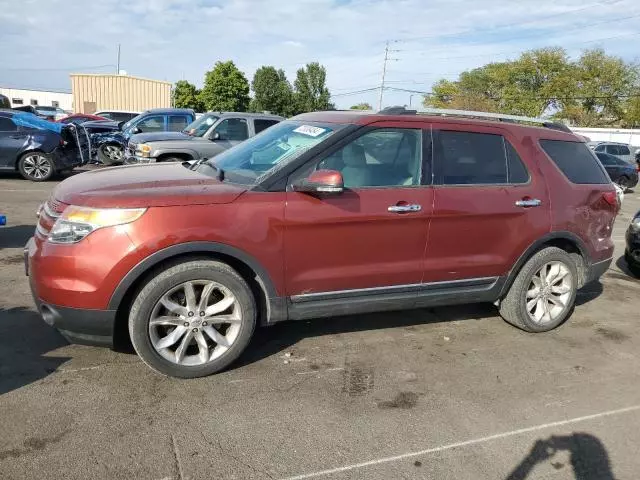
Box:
0 111 90 181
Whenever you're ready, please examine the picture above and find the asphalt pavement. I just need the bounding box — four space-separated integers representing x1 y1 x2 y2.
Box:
1 169 640 480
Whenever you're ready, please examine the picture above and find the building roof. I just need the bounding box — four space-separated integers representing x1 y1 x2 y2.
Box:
69 73 172 86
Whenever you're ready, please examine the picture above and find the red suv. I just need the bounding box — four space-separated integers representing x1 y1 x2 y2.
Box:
25 107 618 378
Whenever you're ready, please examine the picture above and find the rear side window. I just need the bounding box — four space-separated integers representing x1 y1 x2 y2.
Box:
539 140 609 184
435 131 529 185
254 119 280 134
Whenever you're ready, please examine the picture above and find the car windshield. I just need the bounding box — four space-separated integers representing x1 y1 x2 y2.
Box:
199 120 343 184
122 113 145 131
183 113 219 137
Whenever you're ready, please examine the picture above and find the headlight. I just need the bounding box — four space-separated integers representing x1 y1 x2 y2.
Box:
136 143 152 157
49 206 146 244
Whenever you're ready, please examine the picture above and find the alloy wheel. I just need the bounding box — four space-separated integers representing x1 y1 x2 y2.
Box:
104 145 124 161
22 154 52 179
149 280 242 366
525 261 573 325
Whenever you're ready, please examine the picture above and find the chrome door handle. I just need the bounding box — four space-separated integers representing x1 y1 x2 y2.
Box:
515 198 542 208
388 204 422 213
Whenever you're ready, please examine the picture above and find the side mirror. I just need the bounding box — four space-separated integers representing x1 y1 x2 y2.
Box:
293 170 344 195
117 120 126 130
131 126 141 134
211 132 220 141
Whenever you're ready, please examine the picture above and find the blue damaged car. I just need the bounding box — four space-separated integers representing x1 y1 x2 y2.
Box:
83 108 195 165
0 110 90 181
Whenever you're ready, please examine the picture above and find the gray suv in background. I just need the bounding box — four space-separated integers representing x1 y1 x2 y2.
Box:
126 112 283 163
588 141 639 164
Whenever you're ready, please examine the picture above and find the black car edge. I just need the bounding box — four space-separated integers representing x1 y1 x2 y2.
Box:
0 110 90 181
595 152 639 190
626 210 640 277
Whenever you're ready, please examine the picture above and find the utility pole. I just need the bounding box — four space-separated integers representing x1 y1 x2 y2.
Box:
116 44 121 74
378 41 389 111
378 41 399 111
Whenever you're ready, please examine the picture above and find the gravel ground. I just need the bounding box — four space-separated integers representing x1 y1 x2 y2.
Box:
1 169 640 480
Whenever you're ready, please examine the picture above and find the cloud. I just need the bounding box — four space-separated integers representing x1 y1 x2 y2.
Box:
0 0 638 108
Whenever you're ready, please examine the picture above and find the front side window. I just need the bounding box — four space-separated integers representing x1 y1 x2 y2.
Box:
200 121 343 185
596 153 615 166
435 131 528 185
317 128 422 188
213 118 249 141
134 115 164 133
606 144 620 155
594 144 605 152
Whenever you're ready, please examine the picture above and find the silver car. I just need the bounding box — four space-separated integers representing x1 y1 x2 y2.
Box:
126 112 283 164
587 141 639 164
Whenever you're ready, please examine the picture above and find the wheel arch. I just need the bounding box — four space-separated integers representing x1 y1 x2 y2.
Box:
156 151 195 162
109 242 282 349
16 148 47 170
500 232 590 298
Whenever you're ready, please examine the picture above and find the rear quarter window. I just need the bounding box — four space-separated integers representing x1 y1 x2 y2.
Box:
539 139 609 184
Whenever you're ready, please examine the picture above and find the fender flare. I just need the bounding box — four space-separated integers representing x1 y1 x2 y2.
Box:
499 231 591 297
107 241 279 310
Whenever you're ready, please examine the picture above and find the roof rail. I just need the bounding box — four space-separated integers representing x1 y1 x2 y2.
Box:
378 105 572 133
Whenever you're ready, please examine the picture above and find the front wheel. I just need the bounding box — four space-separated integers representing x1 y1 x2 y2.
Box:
129 260 256 378
98 143 124 165
499 247 578 332
18 152 55 181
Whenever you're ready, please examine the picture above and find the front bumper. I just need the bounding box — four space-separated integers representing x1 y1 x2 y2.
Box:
124 154 156 164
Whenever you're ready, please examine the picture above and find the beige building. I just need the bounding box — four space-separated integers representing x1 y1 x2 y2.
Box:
70 74 172 114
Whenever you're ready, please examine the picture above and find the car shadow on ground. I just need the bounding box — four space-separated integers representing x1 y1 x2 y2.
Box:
0 225 35 249
507 432 615 480
234 303 499 370
576 281 604 306
0 307 70 396
614 255 640 281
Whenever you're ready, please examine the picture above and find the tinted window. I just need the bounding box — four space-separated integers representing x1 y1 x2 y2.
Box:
539 140 609 184
168 115 189 132
254 119 280 134
318 128 422 188
0 118 17 131
436 131 507 185
594 144 605 152
135 116 164 133
214 118 249 141
619 145 630 155
606 145 619 155
505 141 529 183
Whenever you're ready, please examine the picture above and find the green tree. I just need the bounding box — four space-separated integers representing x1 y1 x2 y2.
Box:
198 61 250 112
293 62 333 113
349 102 372 110
173 80 202 111
424 47 640 127
250 66 294 117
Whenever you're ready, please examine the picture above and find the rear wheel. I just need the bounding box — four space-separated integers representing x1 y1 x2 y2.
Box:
616 176 630 191
499 247 578 332
18 152 55 181
98 143 124 165
129 260 256 378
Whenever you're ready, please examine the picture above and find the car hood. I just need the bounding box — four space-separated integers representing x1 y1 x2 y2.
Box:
53 163 247 208
130 131 191 144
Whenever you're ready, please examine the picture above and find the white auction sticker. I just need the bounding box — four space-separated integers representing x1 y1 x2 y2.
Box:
293 125 327 137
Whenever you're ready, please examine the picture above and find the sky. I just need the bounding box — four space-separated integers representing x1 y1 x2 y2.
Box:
1 0 639 110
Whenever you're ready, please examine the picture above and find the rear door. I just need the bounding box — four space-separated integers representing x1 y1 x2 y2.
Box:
0 117 27 169
425 123 550 282
284 122 433 297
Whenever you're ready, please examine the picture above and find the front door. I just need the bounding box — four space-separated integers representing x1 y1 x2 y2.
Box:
0 117 27 169
424 124 550 282
284 124 433 297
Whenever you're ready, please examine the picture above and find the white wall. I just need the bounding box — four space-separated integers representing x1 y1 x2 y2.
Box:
570 127 640 147
0 87 73 111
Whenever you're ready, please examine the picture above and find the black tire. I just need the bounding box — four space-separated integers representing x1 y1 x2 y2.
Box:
499 247 578 332
616 176 630 191
625 251 640 278
98 143 124 165
18 152 55 181
129 260 256 378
